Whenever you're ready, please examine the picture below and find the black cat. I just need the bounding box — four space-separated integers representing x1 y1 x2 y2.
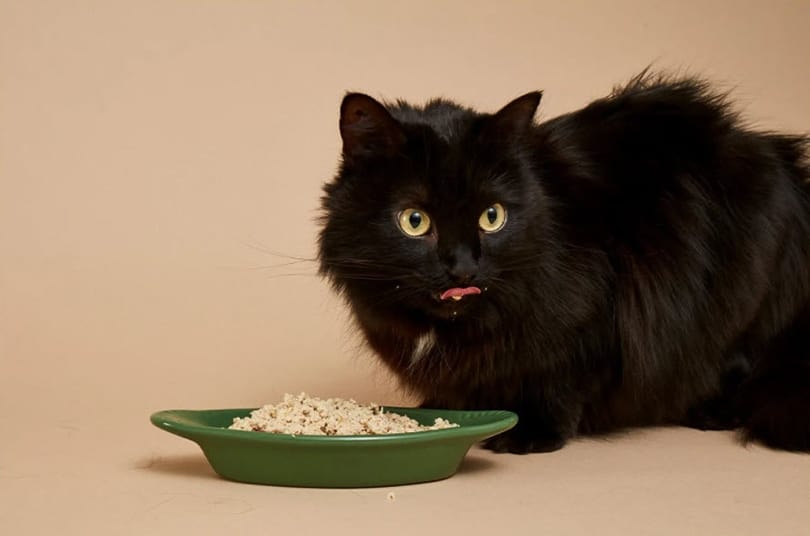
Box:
318 72 810 453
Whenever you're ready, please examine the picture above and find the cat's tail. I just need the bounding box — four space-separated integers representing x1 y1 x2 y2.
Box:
740 308 810 452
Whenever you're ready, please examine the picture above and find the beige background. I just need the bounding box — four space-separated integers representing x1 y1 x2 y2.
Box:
2 1 809 534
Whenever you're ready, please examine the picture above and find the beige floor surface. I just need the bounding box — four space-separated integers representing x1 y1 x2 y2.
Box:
4 416 809 535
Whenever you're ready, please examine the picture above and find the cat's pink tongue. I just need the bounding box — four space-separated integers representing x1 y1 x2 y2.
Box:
440 286 482 301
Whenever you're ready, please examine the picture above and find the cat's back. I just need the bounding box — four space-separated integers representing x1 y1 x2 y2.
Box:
536 73 810 226
538 74 746 175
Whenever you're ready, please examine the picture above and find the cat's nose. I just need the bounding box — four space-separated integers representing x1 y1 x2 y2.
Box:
449 268 476 286
446 250 478 285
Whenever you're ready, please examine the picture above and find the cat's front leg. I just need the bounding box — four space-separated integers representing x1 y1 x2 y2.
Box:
421 398 573 452
681 353 750 431
483 401 583 454
483 424 567 454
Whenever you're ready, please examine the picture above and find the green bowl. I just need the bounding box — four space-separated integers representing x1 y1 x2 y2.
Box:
150 406 517 488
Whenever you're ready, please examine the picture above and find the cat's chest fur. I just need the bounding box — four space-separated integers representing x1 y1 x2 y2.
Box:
409 329 437 367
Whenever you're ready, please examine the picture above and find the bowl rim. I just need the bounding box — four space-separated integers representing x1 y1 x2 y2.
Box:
150 406 519 445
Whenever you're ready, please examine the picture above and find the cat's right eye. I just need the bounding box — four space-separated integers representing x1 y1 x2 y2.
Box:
398 208 432 237
479 203 507 233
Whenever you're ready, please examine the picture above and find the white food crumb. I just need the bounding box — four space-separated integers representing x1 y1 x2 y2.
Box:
228 393 458 436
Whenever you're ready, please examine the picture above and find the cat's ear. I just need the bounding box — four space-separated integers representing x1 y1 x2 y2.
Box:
488 91 543 136
339 93 406 162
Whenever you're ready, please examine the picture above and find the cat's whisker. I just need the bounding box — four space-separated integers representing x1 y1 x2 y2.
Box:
328 276 405 282
246 259 319 270
324 259 412 269
241 240 317 263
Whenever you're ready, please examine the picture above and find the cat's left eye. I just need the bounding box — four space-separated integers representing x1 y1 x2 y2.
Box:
479 203 507 233
398 208 432 237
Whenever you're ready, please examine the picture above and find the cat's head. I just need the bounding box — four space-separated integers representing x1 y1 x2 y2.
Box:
319 91 555 330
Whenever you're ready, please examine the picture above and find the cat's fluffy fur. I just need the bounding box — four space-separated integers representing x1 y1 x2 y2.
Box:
318 72 810 453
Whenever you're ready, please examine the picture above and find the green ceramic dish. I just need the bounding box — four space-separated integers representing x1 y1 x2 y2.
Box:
150 406 517 488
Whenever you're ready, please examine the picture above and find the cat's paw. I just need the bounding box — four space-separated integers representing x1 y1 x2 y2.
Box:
682 396 741 431
682 405 740 431
483 431 566 454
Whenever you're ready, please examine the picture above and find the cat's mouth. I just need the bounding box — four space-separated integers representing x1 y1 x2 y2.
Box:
439 286 482 302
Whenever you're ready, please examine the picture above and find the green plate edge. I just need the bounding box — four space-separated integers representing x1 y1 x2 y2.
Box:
150 406 518 488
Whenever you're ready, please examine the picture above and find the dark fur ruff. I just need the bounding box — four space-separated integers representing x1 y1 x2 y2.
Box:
318 73 810 453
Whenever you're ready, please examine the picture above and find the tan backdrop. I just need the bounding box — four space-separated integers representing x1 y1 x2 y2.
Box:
2 1 809 534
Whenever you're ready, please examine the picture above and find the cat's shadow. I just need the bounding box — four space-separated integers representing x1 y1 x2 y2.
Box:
455 449 497 475
133 453 219 481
